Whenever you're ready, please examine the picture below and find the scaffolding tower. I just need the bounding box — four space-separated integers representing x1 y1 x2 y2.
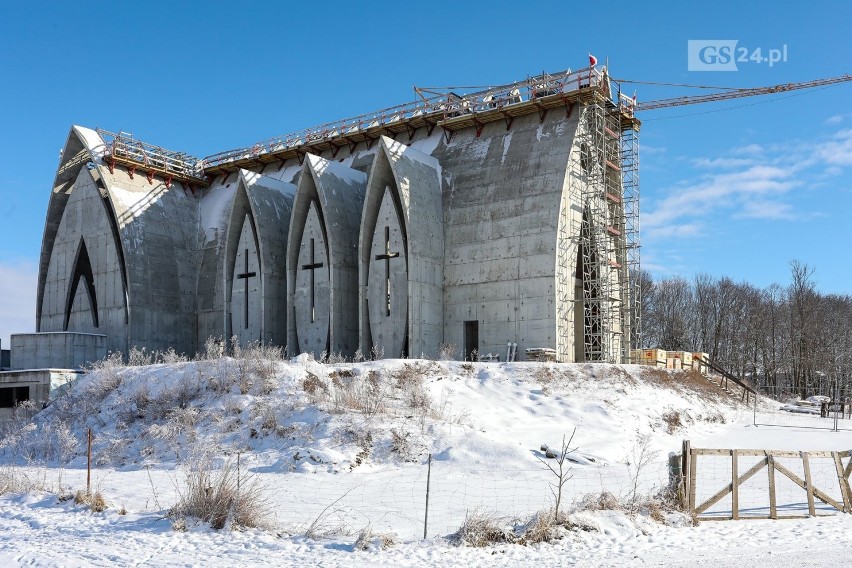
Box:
571 79 640 364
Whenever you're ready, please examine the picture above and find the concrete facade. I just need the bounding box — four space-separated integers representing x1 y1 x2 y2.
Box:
14 95 626 368
287 156 366 358
360 138 444 359
0 369 81 420
10 332 106 370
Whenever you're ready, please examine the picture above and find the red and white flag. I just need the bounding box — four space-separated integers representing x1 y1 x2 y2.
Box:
588 53 598 67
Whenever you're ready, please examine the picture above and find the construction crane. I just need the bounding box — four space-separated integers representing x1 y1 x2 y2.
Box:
626 74 852 112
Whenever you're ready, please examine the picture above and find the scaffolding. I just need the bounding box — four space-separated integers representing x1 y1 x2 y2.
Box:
97 129 208 188
567 79 640 364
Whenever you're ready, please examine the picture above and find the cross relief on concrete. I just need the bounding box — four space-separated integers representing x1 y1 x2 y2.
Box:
294 201 330 354
367 187 408 357
301 238 323 323
230 215 261 344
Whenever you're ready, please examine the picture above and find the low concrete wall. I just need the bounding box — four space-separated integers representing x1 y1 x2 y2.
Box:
10 332 107 370
0 369 82 420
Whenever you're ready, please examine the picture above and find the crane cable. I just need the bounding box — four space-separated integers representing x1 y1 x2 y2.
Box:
641 85 838 121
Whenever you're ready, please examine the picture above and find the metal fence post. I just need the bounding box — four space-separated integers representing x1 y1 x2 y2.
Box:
424 453 432 539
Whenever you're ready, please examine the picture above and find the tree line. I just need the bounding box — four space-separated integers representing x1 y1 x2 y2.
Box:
638 261 852 398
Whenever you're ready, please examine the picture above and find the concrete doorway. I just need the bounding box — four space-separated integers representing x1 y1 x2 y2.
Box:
464 320 479 361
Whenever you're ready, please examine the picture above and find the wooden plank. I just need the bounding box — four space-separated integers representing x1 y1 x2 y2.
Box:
773 460 843 511
833 452 851 513
692 448 836 459
844 455 852 479
695 458 767 514
802 452 816 517
731 450 739 520
682 440 691 510
689 448 698 514
767 454 777 520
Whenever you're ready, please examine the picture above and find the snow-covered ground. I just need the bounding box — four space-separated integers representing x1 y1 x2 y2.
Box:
1 355 850 566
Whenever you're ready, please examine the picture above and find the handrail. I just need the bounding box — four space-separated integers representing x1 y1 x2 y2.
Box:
200 66 608 171
97 129 204 179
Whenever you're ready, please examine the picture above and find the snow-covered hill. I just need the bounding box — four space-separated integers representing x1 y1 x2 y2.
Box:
2 355 850 566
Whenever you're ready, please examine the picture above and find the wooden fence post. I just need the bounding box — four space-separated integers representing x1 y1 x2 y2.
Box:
681 439 690 509
832 452 851 513
802 451 815 517
767 453 777 519
731 449 739 520
688 443 698 514
86 428 92 496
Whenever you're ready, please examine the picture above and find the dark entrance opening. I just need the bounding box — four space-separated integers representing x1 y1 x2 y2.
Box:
464 320 479 361
0 386 30 408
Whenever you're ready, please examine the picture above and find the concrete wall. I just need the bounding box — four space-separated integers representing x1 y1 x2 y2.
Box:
22 109 615 367
431 112 580 360
360 137 444 359
287 155 366 357
0 369 81 420
39 132 128 355
10 332 106 370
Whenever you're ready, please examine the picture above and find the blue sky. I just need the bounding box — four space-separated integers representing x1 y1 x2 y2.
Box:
0 0 850 346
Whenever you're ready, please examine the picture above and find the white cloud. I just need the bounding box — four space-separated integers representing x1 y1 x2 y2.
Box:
735 200 795 220
825 114 844 125
0 260 38 350
642 145 667 155
693 157 756 169
643 164 798 236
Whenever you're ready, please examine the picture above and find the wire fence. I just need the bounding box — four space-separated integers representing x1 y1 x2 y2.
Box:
0 453 672 540
753 377 852 431
250 457 670 539
690 449 849 520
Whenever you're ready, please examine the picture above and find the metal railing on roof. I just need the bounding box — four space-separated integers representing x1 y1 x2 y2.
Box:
97 129 206 181
199 66 614 171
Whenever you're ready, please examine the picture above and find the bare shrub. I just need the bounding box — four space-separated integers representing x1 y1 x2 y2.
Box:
330 371 386 418
625 432 660 514
156 347 189 365
170 457 271 531
127 347 153 367
537 430 577 522
201 337 225 361
354 526 397 551
302 372 328 400
451 510 512 547
326 351 347 364
577 490 622 511
515 508 568 545
74 489 107 512
662 410 682 433
0 467 55 495
82 352 125 406
438 342 457 361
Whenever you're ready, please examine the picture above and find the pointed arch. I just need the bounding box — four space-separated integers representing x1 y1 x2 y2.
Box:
64 238 99 330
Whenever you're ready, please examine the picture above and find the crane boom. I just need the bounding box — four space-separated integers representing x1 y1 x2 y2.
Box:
633 74 852 112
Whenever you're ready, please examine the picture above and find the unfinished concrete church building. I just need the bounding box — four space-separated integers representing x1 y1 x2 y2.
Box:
11 65 640 371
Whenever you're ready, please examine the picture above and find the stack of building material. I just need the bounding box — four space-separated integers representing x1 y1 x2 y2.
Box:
666 351 693 370
630 349 667 367
525 348 557 362
666 357 683 370
692 352 710 374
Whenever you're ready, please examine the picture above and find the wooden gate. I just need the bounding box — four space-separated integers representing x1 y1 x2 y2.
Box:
682 442 852 520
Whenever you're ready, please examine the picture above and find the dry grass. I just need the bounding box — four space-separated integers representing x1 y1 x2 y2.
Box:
169 457 271 530
451 511 513 547
452 508 574 547
662 410 683 433
354 526 397 551
577 490 622 511
74 490 107 512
